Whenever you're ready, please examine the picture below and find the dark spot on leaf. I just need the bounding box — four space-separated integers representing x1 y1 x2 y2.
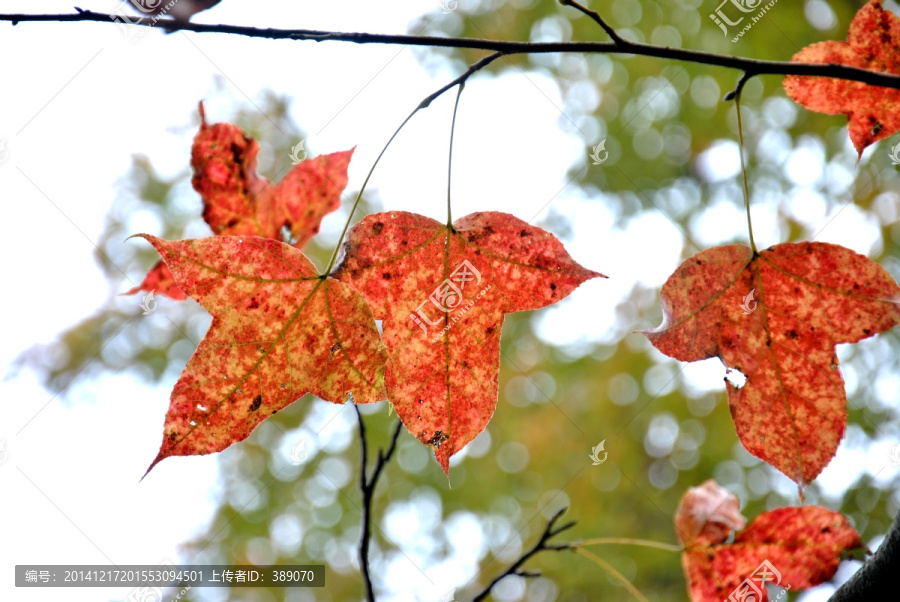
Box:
550 283 556 290
382 272 391 279
168 431 177 442
864 328 871 335
248 298 259 309
486 326 495 335
373 222 384 235
426 430 450 449
788 330 798 340
250 395 262 411
520 230 530 237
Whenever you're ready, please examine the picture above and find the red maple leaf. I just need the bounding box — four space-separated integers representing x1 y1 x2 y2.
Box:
644 242 900 488
676 480 863 602
127 103 353 300
334 211 602 474
133 234 386 476
784 0 900 157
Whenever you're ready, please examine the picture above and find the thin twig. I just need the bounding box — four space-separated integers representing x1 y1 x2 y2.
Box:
323 52 502 276
471 507 576 601
4 11 900 90
559 0 624 45
356 406 403 602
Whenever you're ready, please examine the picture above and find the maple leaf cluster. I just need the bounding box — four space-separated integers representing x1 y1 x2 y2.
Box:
131 104 602 477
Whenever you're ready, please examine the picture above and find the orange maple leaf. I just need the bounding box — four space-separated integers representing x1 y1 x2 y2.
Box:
134 234 386 476
784 0 900 158
334 211 602 474
676 480 863 602
127 103 353 300
644 242 900 488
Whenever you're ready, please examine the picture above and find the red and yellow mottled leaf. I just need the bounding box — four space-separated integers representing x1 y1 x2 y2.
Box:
644 242 900 487
334 211 602 474
127 103 353 299
677 481 863 601
783 1 900 157
134 234 386 476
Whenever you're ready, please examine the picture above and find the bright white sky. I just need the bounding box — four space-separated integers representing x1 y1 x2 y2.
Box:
0 1 893 601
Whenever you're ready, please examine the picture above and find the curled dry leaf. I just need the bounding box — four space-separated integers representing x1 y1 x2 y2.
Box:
675 479 746 548
134 234 386 476
127 103 353 299
784 0 900 157
334 211 602 474
676 480 863 601
644 242 900 488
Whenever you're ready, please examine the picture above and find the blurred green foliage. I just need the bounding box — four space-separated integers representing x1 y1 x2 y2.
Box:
21 1 900 600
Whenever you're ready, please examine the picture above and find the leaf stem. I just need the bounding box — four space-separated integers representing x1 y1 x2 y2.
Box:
574 548 650 602
732 73 757 255
446 82 465 227
323 52 504 276
573 537 683 552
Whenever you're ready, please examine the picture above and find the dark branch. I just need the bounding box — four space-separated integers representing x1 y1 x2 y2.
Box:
472 506 577 601
829 509 900 601
4 11 900 90
356 407 403 602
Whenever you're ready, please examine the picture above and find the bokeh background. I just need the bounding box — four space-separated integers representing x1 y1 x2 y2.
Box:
2 0 900 600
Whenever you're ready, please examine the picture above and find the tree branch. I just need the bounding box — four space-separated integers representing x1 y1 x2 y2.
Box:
356 407 403 602
472 506 576 601
829 509 900 601
4 10 900 90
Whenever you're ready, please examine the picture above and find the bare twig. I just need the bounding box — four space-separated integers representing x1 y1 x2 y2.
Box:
471 507 576 601
356 407 403 602
4 11 900 90
559 0 624 45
